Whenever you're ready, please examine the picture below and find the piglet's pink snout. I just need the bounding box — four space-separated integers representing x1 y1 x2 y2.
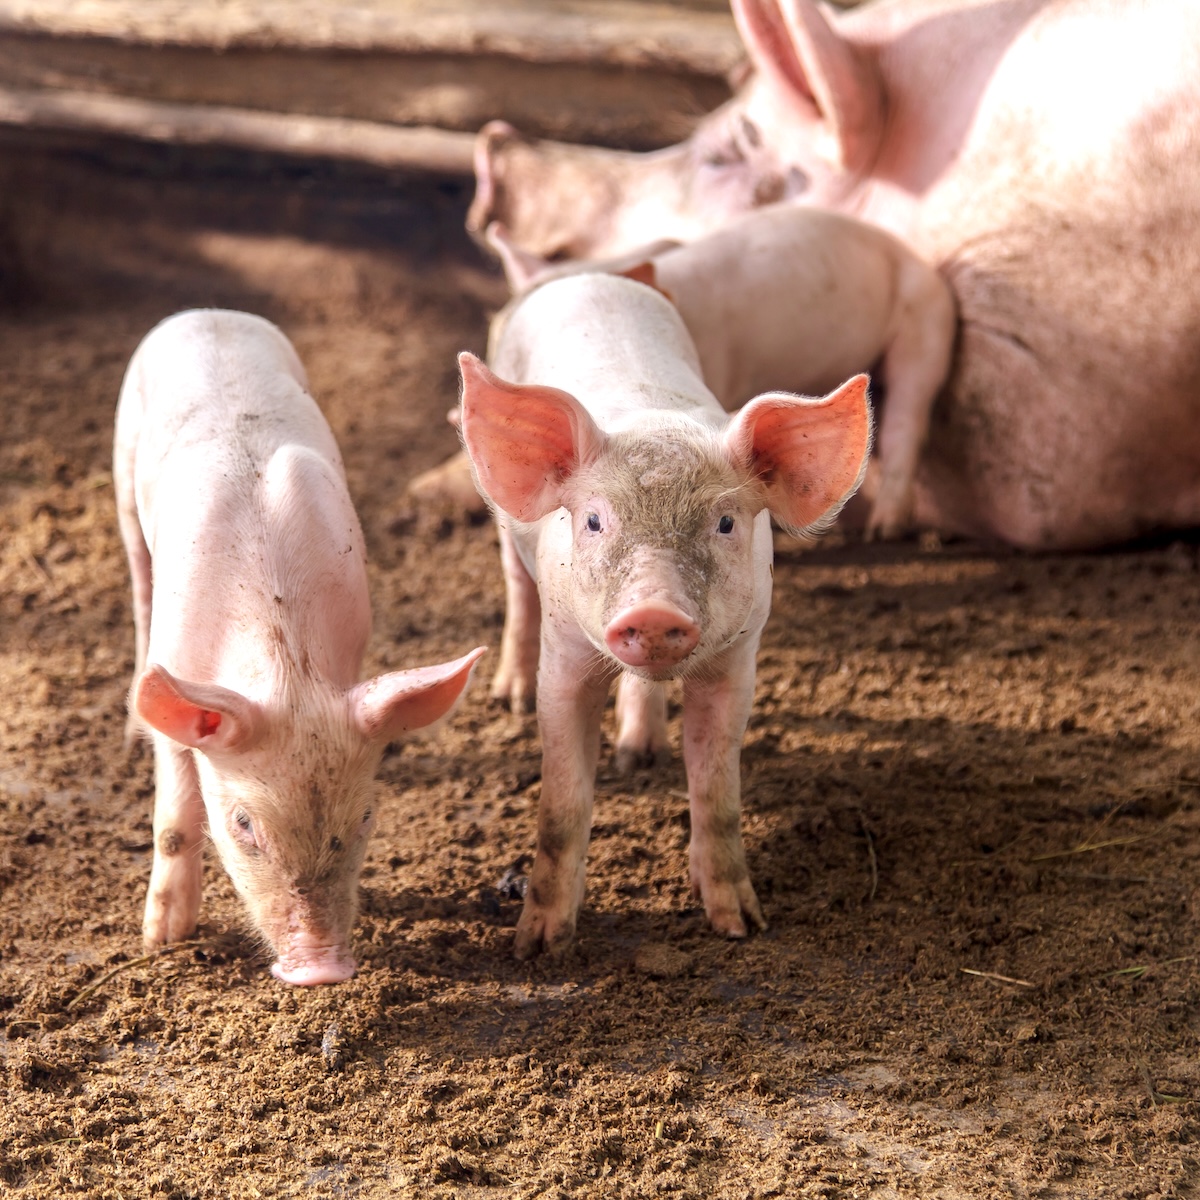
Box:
604 601 700 669
271 948 357 987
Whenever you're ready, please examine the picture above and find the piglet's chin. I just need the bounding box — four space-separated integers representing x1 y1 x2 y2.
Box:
270 949 357 987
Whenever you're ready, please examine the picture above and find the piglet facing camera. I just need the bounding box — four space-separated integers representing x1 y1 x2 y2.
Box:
459 274 870 958
114 308 484 984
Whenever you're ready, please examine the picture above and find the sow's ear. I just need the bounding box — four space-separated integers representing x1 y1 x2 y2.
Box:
485 220 552 293
458 351 604 522
725 373 872 535
134 664 265 753
351 647 487 742
731 0 883 172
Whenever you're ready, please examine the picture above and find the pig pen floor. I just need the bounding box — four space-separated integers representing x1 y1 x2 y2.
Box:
1 145 1198 1200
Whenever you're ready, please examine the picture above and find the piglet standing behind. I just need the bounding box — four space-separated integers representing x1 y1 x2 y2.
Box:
486 205 956 540
114 309 485 986
413 206 953 542
459 274 870 958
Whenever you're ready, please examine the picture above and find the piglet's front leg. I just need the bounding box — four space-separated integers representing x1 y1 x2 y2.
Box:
514 635 609 960
142 736 207 949
681 643 766 939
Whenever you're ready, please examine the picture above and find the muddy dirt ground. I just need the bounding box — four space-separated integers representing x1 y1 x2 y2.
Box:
1 138 1198 1198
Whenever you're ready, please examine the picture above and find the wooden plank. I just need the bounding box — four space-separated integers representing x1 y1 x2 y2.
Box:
0 0 865 162
0 0 743 73
0 33 732 148
0 85 478 173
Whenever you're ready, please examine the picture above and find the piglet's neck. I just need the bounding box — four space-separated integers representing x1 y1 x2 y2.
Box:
503 275 715 423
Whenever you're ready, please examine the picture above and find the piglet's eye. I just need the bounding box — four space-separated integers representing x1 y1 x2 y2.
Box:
738 114 762 149
702 139 745 168
718 515 735 534
232 809 259 852
586 513 602 533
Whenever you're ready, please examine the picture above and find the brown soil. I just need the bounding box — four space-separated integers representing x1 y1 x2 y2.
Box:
1 139 1198 1199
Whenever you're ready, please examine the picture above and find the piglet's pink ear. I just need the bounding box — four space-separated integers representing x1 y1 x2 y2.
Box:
725 373 871 535
616 260 675 304
351 646 486 742
134 664 265 753
458 352 604 522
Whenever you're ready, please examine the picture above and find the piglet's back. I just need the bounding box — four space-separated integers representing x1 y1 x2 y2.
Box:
492 273 715 428
122 309 335 500
116 309 369 691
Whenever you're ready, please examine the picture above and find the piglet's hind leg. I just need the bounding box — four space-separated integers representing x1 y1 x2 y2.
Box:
866 264 957 541
490 520 542 714
614 673 671 774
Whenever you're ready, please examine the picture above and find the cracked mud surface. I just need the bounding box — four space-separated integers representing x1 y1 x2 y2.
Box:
0 143 1197 1198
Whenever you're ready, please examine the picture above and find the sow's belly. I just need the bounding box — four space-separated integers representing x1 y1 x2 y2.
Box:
910 194 1200 552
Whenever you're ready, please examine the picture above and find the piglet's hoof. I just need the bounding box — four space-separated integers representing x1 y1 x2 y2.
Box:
614 740 672 776
489 668 536 715
693 876 767 940
406 449 488 517
142 907 199 953
863 477 914 542
513 904 577 961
